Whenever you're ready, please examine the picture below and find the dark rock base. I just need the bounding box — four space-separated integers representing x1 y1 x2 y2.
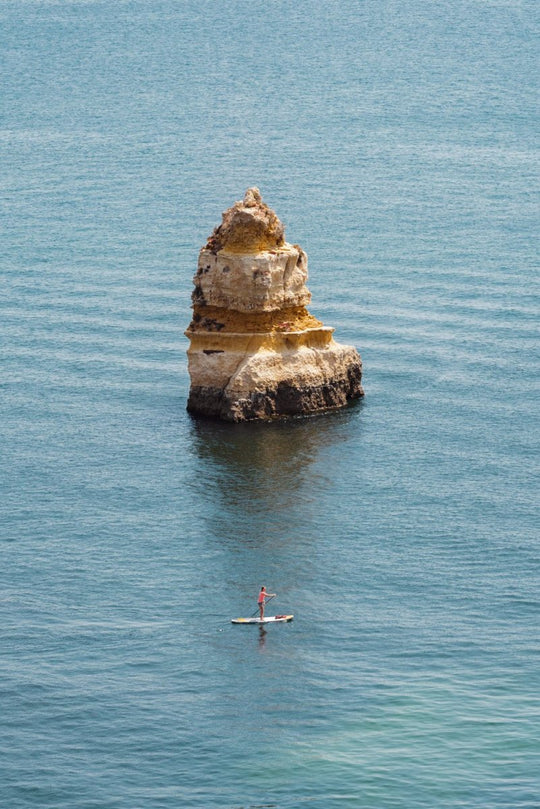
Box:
187 365 364 423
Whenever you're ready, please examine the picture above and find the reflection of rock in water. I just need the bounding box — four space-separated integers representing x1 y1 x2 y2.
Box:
185 188 363 421
188 407 360 518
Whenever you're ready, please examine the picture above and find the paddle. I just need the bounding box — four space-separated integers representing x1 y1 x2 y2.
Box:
250 593 276 618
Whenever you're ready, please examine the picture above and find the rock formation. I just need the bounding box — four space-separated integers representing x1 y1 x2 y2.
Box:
185 188 363 421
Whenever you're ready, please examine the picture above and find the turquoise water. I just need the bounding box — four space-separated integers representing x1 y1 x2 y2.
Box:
2 1 538 807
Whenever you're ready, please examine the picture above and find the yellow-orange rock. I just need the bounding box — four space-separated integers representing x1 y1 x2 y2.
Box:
185 188 363 421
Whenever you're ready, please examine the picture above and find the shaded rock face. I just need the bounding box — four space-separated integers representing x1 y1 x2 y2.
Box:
185 188 364 422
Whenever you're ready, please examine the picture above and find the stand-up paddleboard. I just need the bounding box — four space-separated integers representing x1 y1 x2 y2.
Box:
231 615 293 624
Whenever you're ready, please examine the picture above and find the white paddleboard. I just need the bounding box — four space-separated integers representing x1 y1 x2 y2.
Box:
231 615 293 624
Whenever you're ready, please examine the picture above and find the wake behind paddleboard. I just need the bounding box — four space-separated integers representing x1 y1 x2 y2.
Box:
231 615 293 624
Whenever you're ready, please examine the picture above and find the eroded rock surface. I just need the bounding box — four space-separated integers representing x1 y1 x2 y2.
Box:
185 188 363 421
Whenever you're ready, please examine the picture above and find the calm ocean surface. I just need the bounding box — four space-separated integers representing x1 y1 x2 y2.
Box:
2 1 538 807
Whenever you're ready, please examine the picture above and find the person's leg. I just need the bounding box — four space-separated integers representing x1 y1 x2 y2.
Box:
259 602 264 620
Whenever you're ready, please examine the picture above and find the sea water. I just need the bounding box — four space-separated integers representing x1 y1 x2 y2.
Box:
1 1 538 807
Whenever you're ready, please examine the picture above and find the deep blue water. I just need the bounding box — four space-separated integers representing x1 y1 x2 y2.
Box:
1 1 538 807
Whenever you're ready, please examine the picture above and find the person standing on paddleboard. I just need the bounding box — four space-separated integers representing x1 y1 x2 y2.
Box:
258 586 276 620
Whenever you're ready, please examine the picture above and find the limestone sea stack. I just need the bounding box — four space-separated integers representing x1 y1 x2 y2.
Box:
185 188 364 422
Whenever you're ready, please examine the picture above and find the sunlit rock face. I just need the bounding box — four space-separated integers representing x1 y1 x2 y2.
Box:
185 188 364 422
